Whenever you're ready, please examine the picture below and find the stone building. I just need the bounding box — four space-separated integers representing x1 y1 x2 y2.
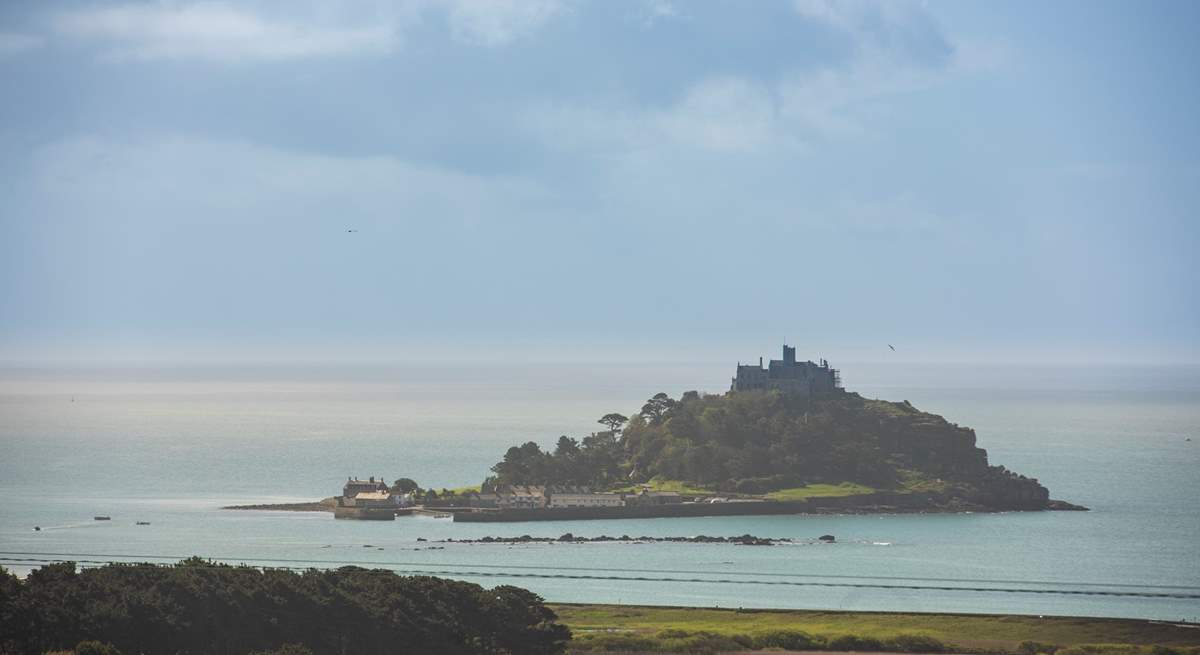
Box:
494 485 547 509
731 345 842 395
343 477 389 499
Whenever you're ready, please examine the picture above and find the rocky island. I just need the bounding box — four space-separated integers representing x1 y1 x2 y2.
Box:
456 345 1085 521
227 345 1085 520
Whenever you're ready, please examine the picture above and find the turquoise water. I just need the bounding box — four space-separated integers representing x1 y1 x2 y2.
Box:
1 362 1197 621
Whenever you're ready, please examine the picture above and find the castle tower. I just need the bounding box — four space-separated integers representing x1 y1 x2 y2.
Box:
783 344 796 365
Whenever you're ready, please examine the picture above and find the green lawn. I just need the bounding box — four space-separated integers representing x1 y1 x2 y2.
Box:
765 482 875 501
553 604 1200 653
610 478 715 496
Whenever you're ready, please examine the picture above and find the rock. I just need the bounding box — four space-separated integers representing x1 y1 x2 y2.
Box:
1046 499 1090 511
818 534 836 542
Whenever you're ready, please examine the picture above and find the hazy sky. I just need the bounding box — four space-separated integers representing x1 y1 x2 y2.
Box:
1 0 1197 365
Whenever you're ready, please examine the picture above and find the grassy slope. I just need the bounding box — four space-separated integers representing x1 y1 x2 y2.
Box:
765 482 876 501
610 478 716 496
552 604 1200 651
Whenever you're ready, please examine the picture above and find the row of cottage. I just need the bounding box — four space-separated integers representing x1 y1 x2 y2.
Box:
470 485 683 510
340 478 682 511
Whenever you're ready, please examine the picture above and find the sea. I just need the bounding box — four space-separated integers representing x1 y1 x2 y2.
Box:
1 362 1197 622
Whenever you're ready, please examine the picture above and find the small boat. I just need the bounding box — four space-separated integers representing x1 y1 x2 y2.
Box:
33 526 40 531
94 516 111 521
136 521 151 526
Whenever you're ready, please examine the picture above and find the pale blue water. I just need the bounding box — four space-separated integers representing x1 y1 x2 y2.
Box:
1 362 1197 621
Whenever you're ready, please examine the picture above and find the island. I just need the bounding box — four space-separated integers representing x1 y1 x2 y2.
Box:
226 345 1085 521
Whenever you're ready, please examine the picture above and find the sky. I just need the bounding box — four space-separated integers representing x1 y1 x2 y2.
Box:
0 0 1197 366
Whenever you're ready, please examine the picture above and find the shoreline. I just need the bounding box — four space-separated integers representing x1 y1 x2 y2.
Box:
222 497 338 512
220 492 1087 521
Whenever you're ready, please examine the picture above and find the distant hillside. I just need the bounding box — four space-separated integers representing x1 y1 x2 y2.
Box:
486 389 1075 511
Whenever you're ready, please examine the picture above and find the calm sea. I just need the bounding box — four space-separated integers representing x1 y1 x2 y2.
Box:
1 362 1197 621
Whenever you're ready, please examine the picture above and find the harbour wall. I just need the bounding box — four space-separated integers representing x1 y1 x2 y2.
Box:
452 492 941 522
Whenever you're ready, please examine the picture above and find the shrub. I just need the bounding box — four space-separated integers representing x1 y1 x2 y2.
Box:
1056 646 1144 655
886 634 946 653
568 633 659 652
658 630 750 654
1019 640 1060 655
829 634 886 651
752 630 824 650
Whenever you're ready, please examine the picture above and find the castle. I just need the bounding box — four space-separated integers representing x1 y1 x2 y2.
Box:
731 345 842 395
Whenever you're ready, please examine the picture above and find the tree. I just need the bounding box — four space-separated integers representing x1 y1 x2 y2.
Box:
1 560 571 655
597 413 629 434
390 478 420 494
640 393 676 424
553 436 580 459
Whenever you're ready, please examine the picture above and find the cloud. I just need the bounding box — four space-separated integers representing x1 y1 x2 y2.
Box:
49 0 567 61
526 48 960 158
793 0 954 65
445 0 565 46
0 32 44 57
526 76 786 156
53 2 397 61
522 1 989 158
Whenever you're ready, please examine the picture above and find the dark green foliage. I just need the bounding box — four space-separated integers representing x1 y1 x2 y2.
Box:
640 393 677 424
828 634 886 651
886 634 947 652
492 390 993 491
390 477 421 494
751 629 825 650
488 389 1051 506
490 431 623 488
569 633 659 651
0 562 569 655
597 413 628 433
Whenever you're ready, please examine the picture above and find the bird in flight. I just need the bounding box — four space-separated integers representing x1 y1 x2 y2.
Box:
888 344 896 351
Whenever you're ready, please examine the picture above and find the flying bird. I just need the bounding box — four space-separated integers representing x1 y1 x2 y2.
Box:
888 344 895 351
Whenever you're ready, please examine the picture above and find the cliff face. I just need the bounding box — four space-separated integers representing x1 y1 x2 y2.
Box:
844 395 1054 509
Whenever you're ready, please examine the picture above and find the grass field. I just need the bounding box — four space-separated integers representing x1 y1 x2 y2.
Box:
553 603 1200 653
611 479 716 496
765 482 876 501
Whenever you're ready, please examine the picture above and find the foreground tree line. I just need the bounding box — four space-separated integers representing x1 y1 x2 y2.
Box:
0 560 569 655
